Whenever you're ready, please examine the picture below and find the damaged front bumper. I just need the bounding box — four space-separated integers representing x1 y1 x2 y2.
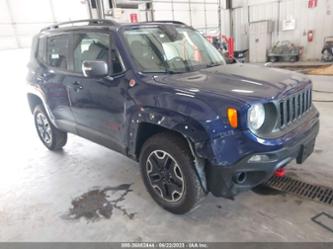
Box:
206 119 320 198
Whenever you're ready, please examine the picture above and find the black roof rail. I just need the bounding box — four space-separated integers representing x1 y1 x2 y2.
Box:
141 20 187 26
40 19 118 32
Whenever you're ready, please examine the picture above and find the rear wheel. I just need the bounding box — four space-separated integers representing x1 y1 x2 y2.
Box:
33 105 67 150
139 132 205 214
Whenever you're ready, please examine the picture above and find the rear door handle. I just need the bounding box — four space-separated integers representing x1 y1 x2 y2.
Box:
72 81 83 91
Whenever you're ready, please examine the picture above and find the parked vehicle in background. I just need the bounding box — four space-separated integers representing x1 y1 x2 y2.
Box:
321 36 333 62
233 49 249 63
210 37 233 63
27 19 319 214
267 41 302 62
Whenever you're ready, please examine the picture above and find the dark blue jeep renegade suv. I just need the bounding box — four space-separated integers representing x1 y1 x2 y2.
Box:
27 19 319 214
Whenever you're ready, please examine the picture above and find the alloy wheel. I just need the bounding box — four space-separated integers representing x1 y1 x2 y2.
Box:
146 150 185 202
36 112 52 145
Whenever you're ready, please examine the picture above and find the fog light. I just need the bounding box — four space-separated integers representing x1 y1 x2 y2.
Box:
233 172 247 184
248 154 270 163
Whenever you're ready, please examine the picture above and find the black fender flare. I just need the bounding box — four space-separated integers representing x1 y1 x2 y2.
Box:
26 85 58 128
128 107 213 191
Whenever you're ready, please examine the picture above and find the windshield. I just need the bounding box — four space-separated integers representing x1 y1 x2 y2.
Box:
123 25 225 73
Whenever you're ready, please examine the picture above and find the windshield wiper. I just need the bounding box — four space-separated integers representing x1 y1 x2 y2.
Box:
141 70 184 74
206 62 223 68
165 69 186 74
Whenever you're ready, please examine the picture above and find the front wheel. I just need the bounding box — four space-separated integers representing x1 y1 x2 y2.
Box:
33 105 67 150
139 132 205 214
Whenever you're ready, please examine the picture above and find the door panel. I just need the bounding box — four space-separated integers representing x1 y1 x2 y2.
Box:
43 33 76 133
68 32 128 153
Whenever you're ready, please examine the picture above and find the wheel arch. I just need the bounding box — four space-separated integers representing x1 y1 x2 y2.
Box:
129 108 212 159
128 108 212 192
26 90 58 127
27 93 43 113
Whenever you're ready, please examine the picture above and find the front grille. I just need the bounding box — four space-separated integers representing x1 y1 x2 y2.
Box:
278 87 312 129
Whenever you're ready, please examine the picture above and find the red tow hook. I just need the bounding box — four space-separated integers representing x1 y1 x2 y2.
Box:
275 167 286 177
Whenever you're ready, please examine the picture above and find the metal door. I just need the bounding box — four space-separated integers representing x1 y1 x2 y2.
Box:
249 21 272 63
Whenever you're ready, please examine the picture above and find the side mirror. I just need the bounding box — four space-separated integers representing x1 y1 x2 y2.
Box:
82 60 108 78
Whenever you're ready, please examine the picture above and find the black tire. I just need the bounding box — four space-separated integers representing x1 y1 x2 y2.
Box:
33 105 67 151
139 132 205 214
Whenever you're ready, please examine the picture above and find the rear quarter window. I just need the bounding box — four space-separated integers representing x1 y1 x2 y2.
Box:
36 36 47 63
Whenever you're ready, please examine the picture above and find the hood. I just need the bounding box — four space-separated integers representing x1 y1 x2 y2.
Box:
153 64 311 102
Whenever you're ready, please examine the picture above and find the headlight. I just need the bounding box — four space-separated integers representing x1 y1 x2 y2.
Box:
248 104 265 132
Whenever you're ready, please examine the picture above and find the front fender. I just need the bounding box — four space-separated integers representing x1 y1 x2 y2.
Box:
127 106 215 161
126 76 248 165
127 107 215 192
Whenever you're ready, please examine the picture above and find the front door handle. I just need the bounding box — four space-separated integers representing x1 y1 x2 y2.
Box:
72 81 83 92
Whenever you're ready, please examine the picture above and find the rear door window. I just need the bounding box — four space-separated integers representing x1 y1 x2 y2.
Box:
46 34 70 70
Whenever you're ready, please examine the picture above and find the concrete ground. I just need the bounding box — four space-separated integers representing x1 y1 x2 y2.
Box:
0 49 332 242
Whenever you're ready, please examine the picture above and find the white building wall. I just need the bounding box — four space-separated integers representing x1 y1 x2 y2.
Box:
150 0 333 60
151 0 223 36
229 0 333 60
276 0 333 60
232 6 249 51
0 0 90 50
1 0 332 60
